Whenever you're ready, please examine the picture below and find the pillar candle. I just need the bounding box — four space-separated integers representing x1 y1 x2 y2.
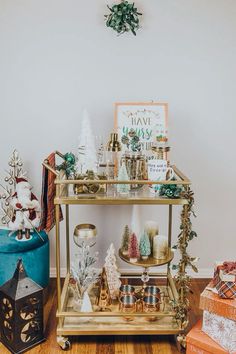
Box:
153 235 168 260
144 220 159 249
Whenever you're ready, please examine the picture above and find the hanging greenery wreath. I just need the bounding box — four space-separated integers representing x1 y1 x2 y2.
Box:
105 1 142 36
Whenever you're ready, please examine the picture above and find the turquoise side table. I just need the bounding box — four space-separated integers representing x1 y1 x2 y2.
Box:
0 228 49 288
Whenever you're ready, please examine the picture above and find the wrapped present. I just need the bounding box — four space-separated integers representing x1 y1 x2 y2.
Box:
202 310 236 353
200 282 236 321
213 261 236 299
186 320 230 354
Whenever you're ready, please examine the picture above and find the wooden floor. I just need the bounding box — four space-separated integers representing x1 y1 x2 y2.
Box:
0 279 209 354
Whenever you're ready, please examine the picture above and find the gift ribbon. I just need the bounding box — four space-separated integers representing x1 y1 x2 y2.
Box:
217 262 236 275
223 261 236 273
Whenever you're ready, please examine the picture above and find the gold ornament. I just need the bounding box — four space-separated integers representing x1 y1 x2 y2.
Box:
96 267 111 311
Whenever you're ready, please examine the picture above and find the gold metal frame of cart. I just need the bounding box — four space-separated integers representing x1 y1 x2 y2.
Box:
42 152 191 350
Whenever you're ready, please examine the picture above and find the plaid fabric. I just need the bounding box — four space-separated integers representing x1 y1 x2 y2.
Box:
216 281 236 299
214 262 236 299
40 152 63 233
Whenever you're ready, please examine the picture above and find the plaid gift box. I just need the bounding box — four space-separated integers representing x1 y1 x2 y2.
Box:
214 262 236 299
200 282 236 321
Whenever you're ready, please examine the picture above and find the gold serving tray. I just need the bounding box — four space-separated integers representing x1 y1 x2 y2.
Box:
119 249 174 267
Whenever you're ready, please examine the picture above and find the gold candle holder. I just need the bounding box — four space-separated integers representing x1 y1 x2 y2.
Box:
73 224 97 248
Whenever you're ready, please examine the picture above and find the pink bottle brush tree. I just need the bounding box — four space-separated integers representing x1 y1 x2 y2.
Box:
128 233 140 263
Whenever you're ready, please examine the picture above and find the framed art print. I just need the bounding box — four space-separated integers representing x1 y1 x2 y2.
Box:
114 102 168 151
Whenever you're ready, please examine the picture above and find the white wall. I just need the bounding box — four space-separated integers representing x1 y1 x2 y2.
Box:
0 0 236 277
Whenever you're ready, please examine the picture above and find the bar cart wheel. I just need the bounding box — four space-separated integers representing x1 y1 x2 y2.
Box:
57 336 71 350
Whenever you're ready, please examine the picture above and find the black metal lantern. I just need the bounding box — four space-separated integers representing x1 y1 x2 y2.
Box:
0 259 44 354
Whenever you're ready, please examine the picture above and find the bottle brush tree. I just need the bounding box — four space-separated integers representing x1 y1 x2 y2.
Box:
128 232 140 262
117 163 130 194
121 225 130 255
139 231 151 259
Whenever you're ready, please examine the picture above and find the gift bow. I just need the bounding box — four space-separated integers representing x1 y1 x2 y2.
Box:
222 261 236 274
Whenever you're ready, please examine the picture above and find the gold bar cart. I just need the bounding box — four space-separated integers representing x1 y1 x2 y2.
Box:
43 155 193 351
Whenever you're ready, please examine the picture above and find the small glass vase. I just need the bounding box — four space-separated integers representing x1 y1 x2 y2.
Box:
72 290 93 313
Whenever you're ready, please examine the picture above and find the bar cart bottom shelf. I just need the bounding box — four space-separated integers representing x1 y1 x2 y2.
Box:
56 282 184 337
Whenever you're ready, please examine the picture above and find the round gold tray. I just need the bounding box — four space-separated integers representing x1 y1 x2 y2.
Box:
118 249 174 267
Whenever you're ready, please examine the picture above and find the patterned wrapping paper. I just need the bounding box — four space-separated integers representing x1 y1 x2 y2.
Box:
214 262 236 299
202 310 236 353
200 282 236 322
186 320 228 354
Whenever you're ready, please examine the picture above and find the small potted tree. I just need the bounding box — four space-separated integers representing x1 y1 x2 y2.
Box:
139 232 151 260
128 233 140 262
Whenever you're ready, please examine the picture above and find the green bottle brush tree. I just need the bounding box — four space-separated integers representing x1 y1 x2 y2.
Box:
139 232 151 260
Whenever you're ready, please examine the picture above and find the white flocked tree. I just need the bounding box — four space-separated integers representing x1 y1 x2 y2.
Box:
77 108 97 174
104 243 121 299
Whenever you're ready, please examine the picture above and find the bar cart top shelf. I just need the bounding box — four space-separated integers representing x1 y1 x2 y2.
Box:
51 165 191 206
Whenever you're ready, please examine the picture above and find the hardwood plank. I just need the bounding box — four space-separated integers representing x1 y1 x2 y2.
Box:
114 336 135 354
96 336 115 354
133 335 153 354
151 335 178 354
0 278 210 354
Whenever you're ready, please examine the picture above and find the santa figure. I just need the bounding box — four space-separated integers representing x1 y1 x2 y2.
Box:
8 177 41 240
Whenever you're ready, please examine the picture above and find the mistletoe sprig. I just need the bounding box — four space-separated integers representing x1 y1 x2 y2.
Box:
171 189 198 326
105 1 142 36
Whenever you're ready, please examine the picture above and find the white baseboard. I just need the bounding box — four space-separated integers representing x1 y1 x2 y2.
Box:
50 267 212 279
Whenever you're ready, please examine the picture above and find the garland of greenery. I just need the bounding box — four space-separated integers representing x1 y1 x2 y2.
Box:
105 1 142 36
171 188 198 332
